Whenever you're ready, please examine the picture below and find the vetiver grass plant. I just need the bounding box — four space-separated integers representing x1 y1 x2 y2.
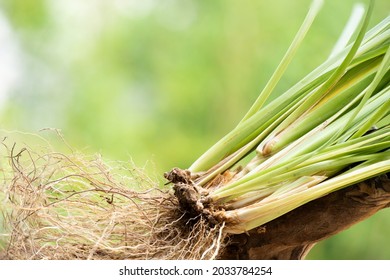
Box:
165 0 390 234
1 0 389 259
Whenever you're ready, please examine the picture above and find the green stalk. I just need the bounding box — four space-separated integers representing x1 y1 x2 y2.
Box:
329 4 365 58
349 45 390 138
225 156 390 234
226 176 326 209
351 98 390 139
240 0 323 122
258 57 381 155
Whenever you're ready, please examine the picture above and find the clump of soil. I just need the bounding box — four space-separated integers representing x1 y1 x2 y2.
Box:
0 138 226 260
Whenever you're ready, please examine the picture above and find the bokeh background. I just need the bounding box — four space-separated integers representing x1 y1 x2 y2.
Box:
0 0 389 259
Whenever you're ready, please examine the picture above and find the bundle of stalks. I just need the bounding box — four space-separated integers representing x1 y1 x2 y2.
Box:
166 0 390 234
1 0 389 260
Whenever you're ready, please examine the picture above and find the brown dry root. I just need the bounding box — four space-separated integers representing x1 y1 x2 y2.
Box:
0 143 226 260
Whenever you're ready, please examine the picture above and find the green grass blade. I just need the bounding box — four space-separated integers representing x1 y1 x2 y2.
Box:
240 0 323 122
329 3 365 58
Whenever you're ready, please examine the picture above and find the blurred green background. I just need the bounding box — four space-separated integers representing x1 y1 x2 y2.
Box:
0 0 389 259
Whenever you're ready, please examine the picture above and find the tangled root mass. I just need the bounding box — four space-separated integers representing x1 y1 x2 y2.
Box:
0 139 226 260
